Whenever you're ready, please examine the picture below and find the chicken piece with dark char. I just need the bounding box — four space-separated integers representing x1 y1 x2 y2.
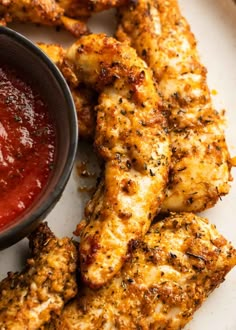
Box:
57 0 131 18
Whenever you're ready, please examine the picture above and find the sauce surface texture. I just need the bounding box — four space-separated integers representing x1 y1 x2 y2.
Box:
0 64 56 230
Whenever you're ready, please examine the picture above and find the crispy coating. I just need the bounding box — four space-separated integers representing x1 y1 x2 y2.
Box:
38 42 97 139
70 86 97 139
37 42 66 67
0 0 63 24
0 222 78 329
116 0 232 212
49 213 236 330
57 0 129 18
60 15 89 37
65 33 170 287
0 0 89 37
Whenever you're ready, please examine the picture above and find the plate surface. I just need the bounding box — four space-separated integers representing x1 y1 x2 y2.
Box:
0 1 236 329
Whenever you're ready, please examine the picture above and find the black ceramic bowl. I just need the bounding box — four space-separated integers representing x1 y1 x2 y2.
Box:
0 26 78 249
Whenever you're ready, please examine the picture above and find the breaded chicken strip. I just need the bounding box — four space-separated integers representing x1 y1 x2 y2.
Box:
65 33 170 287
49 213 236 330
0 0 63 25
38 42 96 139
116 0 232 212
0 0 89 37
0 222 78 329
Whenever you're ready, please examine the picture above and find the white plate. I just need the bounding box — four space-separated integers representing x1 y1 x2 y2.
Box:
1 1 236 329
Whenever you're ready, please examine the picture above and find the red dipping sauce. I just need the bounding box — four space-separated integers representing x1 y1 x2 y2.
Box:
0 64 56 230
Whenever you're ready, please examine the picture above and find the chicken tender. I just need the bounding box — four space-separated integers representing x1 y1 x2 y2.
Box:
0 222 78 329
38 42 97 139
0 0 63 25
57 0 130 18
65 33 170 287
0 0 89 37
50 213 236 330
116 0 232 212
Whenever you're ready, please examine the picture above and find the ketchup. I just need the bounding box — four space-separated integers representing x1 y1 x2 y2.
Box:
0 64 56 230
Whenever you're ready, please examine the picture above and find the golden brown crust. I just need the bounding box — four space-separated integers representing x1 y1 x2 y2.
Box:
37 42 66 67
37 42 96 140
60 15 89 38
0 222 78 329
50 213 236 330
116 0 232 213
0 0 89 37
58 0 130 18
0 0 63 25
71 86 97 139
65 33 170 287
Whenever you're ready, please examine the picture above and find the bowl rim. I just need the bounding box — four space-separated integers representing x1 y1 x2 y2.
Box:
0 26 78 248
